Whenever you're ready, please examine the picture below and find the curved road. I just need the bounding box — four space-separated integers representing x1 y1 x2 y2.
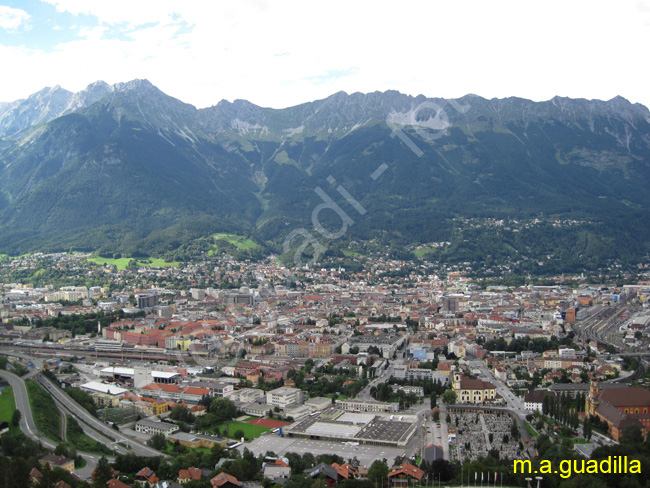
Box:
0 369 58 450
1 348 164 458
38 373 166 458
1 349 167 479
0 369 111 479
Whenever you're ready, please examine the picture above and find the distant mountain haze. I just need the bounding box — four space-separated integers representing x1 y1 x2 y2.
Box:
0 79 648 270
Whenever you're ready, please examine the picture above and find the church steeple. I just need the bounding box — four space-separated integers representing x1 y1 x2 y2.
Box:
452 369 461 390
586 380 600 415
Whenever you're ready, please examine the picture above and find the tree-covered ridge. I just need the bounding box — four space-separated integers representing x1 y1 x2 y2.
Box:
0 83 649 275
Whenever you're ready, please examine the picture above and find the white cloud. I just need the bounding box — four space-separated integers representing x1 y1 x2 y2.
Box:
1 0 649 109
0 5 30 30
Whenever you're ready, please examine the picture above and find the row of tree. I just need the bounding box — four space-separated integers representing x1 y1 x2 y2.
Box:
542 393 581 429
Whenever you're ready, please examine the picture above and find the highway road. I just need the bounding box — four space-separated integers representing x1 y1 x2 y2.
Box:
1 348 166 478
1 348 165 458
0 368 115 479
1 348 137 453
0 369 58 451
38 374 165 458
41 378 130 454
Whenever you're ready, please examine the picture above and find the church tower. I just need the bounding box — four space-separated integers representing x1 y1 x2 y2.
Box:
586 380 600 415
452 370 462 391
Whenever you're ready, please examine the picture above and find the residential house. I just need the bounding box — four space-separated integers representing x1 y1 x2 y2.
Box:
135 467 159 487
39 455 75 474
332 462 358 480
178 466 211 484
388 463 425 488
211 473 241 488
107 480 131 488
304 463 339 487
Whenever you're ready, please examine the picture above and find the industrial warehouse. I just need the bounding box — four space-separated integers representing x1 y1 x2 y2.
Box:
99 366 181 385
284 409 418 447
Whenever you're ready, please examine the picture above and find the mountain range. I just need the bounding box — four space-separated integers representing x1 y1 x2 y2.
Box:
1 80 649 272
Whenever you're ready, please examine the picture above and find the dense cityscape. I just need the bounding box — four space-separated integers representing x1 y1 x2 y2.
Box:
1 251 650 487
1 2 649 487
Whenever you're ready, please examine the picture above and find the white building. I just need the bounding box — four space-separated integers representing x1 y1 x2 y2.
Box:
335 399 399 413
524 390 554 412
265 387 304 409
392 365 447 384
232 388 265 403
135 419 179 437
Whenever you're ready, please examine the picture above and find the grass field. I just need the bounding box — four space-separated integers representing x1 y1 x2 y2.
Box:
217 421 271 440
0 386 20 435
25 380 62 442
87 256 179 270
0 254 28 262
0 386 16 420
212 233 259 250
413 246 436 258
342 250 361 257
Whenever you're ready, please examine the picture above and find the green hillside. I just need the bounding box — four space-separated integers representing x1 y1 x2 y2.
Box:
0 82 649 273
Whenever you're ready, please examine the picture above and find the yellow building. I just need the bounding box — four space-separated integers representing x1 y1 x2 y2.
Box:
40 455 75 474
452 371 497 404
135 399 169 416
169 432 228 449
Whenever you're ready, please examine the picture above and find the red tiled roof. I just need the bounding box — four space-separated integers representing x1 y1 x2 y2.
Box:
135 467 159 484
211 472 241 488
184 387 211 396
179 466 203 481
107 479 130 488
29 468 43 481
388 463 425 480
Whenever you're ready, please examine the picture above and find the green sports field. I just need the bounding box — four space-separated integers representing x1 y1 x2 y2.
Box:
217 421 271 439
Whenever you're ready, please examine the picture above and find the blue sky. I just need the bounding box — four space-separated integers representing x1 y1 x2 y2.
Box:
1 0 649 109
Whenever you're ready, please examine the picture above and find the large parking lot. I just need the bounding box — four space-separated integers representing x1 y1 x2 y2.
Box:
242 434 406 466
